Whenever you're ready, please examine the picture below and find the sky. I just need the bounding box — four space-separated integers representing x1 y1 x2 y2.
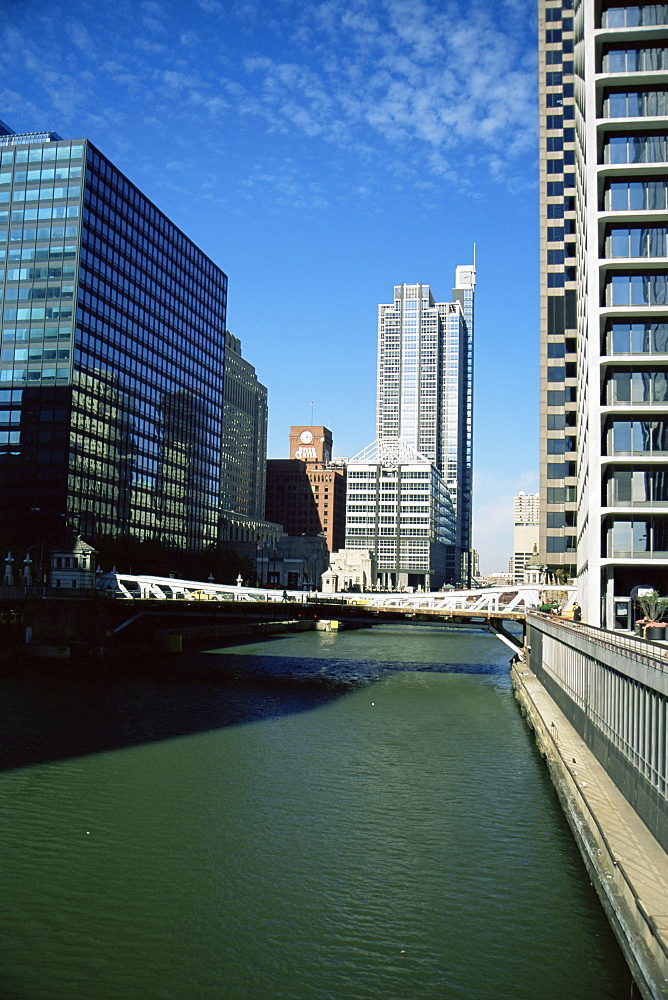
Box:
2 0 540 573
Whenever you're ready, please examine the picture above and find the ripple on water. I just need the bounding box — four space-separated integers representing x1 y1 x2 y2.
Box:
0 628 631 1000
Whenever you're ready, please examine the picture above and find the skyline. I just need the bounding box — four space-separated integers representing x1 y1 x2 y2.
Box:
2 0 540 573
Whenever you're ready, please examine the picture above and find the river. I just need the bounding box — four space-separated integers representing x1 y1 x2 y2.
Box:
0 625 631 999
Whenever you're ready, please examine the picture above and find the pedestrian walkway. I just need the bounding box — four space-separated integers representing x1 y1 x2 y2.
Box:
513 663 668 999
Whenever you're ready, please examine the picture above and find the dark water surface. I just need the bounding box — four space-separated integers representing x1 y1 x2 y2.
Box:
0 626 631 999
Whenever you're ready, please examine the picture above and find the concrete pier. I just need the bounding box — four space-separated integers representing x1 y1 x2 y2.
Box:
512 662 668 1000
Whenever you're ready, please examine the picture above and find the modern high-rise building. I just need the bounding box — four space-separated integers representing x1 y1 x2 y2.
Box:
345 438 456 591
538 0 578 584
376 270 475 583
0 123 228 555
538 0 668 625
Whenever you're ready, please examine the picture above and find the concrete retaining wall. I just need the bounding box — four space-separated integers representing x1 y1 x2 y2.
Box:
512 664 668 1000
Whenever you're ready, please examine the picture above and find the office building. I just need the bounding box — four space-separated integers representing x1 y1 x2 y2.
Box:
0 122 228 555
219 330 280 546
345 438 456 591
538 0 578 584
538 1 668 625
265 426 347 554
512 491 540 584
376 272 474 584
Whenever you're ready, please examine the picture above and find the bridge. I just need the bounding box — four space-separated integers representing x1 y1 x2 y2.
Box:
93 573 577 653
96 571 574 614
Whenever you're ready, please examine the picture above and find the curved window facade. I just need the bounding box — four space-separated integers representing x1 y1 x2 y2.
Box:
604 90 668 117
607 518 668 556
605 467 668 505
602 5 668 28
607 273 668 304
603 46 668 72
606 320 668 353
609 419 668 454
606 370 668 402
606 226 668 257
605 180 668 211
604 134 668 163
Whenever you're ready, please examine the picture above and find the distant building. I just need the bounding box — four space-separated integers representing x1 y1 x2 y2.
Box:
265 426 347 554
376 272 474 583
219 331 280 546
345 438 456 591
512 492 540 584
235 532 328 591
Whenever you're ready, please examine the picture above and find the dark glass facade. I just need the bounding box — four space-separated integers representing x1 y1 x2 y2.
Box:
0 130 227 554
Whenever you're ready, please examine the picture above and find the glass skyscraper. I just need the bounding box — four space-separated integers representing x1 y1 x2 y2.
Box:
538 0 668 625
376 271 474 583
0 123 228 555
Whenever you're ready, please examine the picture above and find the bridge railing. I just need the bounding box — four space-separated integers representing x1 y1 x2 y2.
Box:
527 611 668 669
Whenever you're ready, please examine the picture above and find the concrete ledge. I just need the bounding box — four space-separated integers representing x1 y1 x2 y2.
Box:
512 663 668 1000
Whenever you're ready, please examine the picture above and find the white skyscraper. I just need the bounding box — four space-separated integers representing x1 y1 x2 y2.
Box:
539 0 668 625
376 270 475 582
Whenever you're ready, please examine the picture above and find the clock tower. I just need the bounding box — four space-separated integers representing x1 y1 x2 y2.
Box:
289 426 332 464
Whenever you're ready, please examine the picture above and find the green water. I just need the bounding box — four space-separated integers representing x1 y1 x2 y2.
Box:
0 626 631 999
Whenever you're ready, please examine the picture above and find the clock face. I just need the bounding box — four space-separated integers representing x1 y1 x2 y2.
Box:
300 430 313 444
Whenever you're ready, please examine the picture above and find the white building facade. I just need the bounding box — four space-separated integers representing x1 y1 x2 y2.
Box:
540 0 668 625
344 438 456 591
512 492 540 584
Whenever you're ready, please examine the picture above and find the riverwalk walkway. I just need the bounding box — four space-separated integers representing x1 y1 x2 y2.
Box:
513 661 668 1000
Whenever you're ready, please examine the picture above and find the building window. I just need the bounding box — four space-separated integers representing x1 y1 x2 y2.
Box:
606 226 668 258
607 321 668 353
602 5 668 29
604 90 668 118
605 134 667 164
608 274 668 306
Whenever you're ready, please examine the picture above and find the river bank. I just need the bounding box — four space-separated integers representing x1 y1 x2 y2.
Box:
512 661 668 1000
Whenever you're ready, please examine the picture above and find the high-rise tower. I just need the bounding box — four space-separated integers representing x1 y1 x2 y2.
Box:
538 0 668 625
0 123 228 555
375 268 474 583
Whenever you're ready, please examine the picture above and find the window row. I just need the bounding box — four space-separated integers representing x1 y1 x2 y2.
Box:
605 180 668 211
603 46 668 73
0 286 74 302
1 205 79 225
606 227 668 258
606 370 668 403
604 90 668 118
0 368 69 382
4 224 79 243
604 134 668 164
605 468 668 505
2 326 71 342
606 320 668 353
609 419 668 452
1 348 70 363
608 273 668 305
0 246 76 263
601 5 668 28
1 186 80 203
0 165 81 185
607 519 668 556
0 145 84 166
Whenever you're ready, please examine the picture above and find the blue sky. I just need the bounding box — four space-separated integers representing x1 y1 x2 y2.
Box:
2 0 539 572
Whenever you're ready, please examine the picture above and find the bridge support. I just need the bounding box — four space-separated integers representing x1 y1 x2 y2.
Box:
487 619 525 657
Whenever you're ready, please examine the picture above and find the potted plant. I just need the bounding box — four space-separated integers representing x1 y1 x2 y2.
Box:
635 591 668 640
